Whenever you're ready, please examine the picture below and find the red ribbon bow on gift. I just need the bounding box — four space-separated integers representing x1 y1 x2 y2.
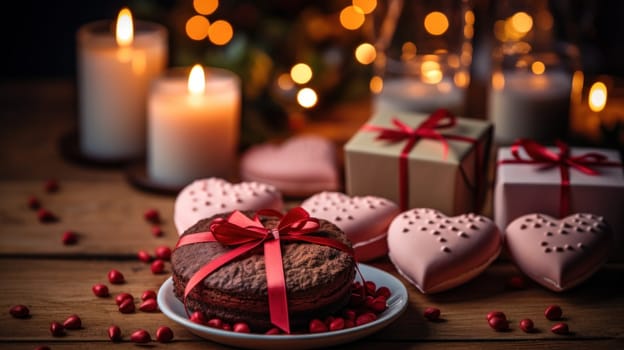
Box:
363 108 481 210
174 207 354 334
499 139 622 217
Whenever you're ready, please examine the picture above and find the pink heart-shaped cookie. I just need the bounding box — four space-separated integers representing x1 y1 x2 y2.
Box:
388 208 501 294
240 135 340 197
505 213 613 292
174 178 284 234
301 192 400 261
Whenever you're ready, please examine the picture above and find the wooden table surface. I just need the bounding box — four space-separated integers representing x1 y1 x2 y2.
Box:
0 80 622 349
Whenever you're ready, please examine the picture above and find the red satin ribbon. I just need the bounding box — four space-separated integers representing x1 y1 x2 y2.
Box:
174 207 355 334
362 108 481 210
498 139 622 217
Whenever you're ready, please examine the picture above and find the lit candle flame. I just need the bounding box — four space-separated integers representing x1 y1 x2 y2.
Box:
588 82 607 113
188 64 206 96
116 8 134 47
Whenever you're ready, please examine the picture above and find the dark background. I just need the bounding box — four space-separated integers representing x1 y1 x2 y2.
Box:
1 0 623 80
0 0 175 79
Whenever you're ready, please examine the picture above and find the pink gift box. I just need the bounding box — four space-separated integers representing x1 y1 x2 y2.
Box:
494 144 624 260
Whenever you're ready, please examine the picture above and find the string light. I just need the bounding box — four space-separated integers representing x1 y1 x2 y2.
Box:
207 20 233 45
290 63 313 84
511 12 533 33
370 76 383 93
492 71 505 90
424 12 449 36
531 61 545 75
194 0 218 15
277 73 295 90
340 6 365 30
297 88 318 108
352 0 377 14
355 43 376 65
186 15 210 41
465 10 475 25
401 42 417 61
588 82 607 113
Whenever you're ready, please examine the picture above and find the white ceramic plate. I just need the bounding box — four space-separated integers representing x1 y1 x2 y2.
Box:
158 264 408 349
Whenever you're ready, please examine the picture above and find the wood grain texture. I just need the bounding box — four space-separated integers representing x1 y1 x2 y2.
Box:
1 80 623 349
1 340 623 350
0 181 178 256
0 258 622 347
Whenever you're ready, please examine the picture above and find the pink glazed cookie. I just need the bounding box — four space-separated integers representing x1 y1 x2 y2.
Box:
301 192 400 261
240 135 340 197
505 213 612 292
173 178 283 234
388 208 502 293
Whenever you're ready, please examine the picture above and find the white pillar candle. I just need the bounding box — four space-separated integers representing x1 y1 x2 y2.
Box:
488 70 571 145
147 65 241 187
373 77 466 116
77 8 167 160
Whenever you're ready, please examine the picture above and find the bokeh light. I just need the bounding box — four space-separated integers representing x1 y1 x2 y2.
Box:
492 71 505 90
370 76 383 94
207 20 233 45
355 43 376 65
447 54 460 69
465 10 475 25
424 12 449 36
186 15 210 41
454 71 469 88
511 12 533 33
297 88 318 108
437 80 452 93
531 61 545 75
353 0 377 14
495 12 534 42
340 6 365 30
401 41 417 61
464 23 474 39
589 82 607 113
194 0 218 16
290 63 313 84
421 59 442 84
571 70 584 106
277 73 295 90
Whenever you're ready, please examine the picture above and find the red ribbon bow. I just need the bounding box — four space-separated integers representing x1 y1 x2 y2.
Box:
498 139 622 217
174 207 354 334
363 108 481 210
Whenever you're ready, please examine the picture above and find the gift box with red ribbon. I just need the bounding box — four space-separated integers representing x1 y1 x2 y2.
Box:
494 139 624 260
344 109 492 215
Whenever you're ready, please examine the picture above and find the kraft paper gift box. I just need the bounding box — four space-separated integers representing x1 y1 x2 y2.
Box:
344 109 492 215
494 140 624 260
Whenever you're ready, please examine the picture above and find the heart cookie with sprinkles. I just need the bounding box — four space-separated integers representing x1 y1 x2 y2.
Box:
387 208 502 293
505 213 613 292
301 192 400 261
173 178 283 234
